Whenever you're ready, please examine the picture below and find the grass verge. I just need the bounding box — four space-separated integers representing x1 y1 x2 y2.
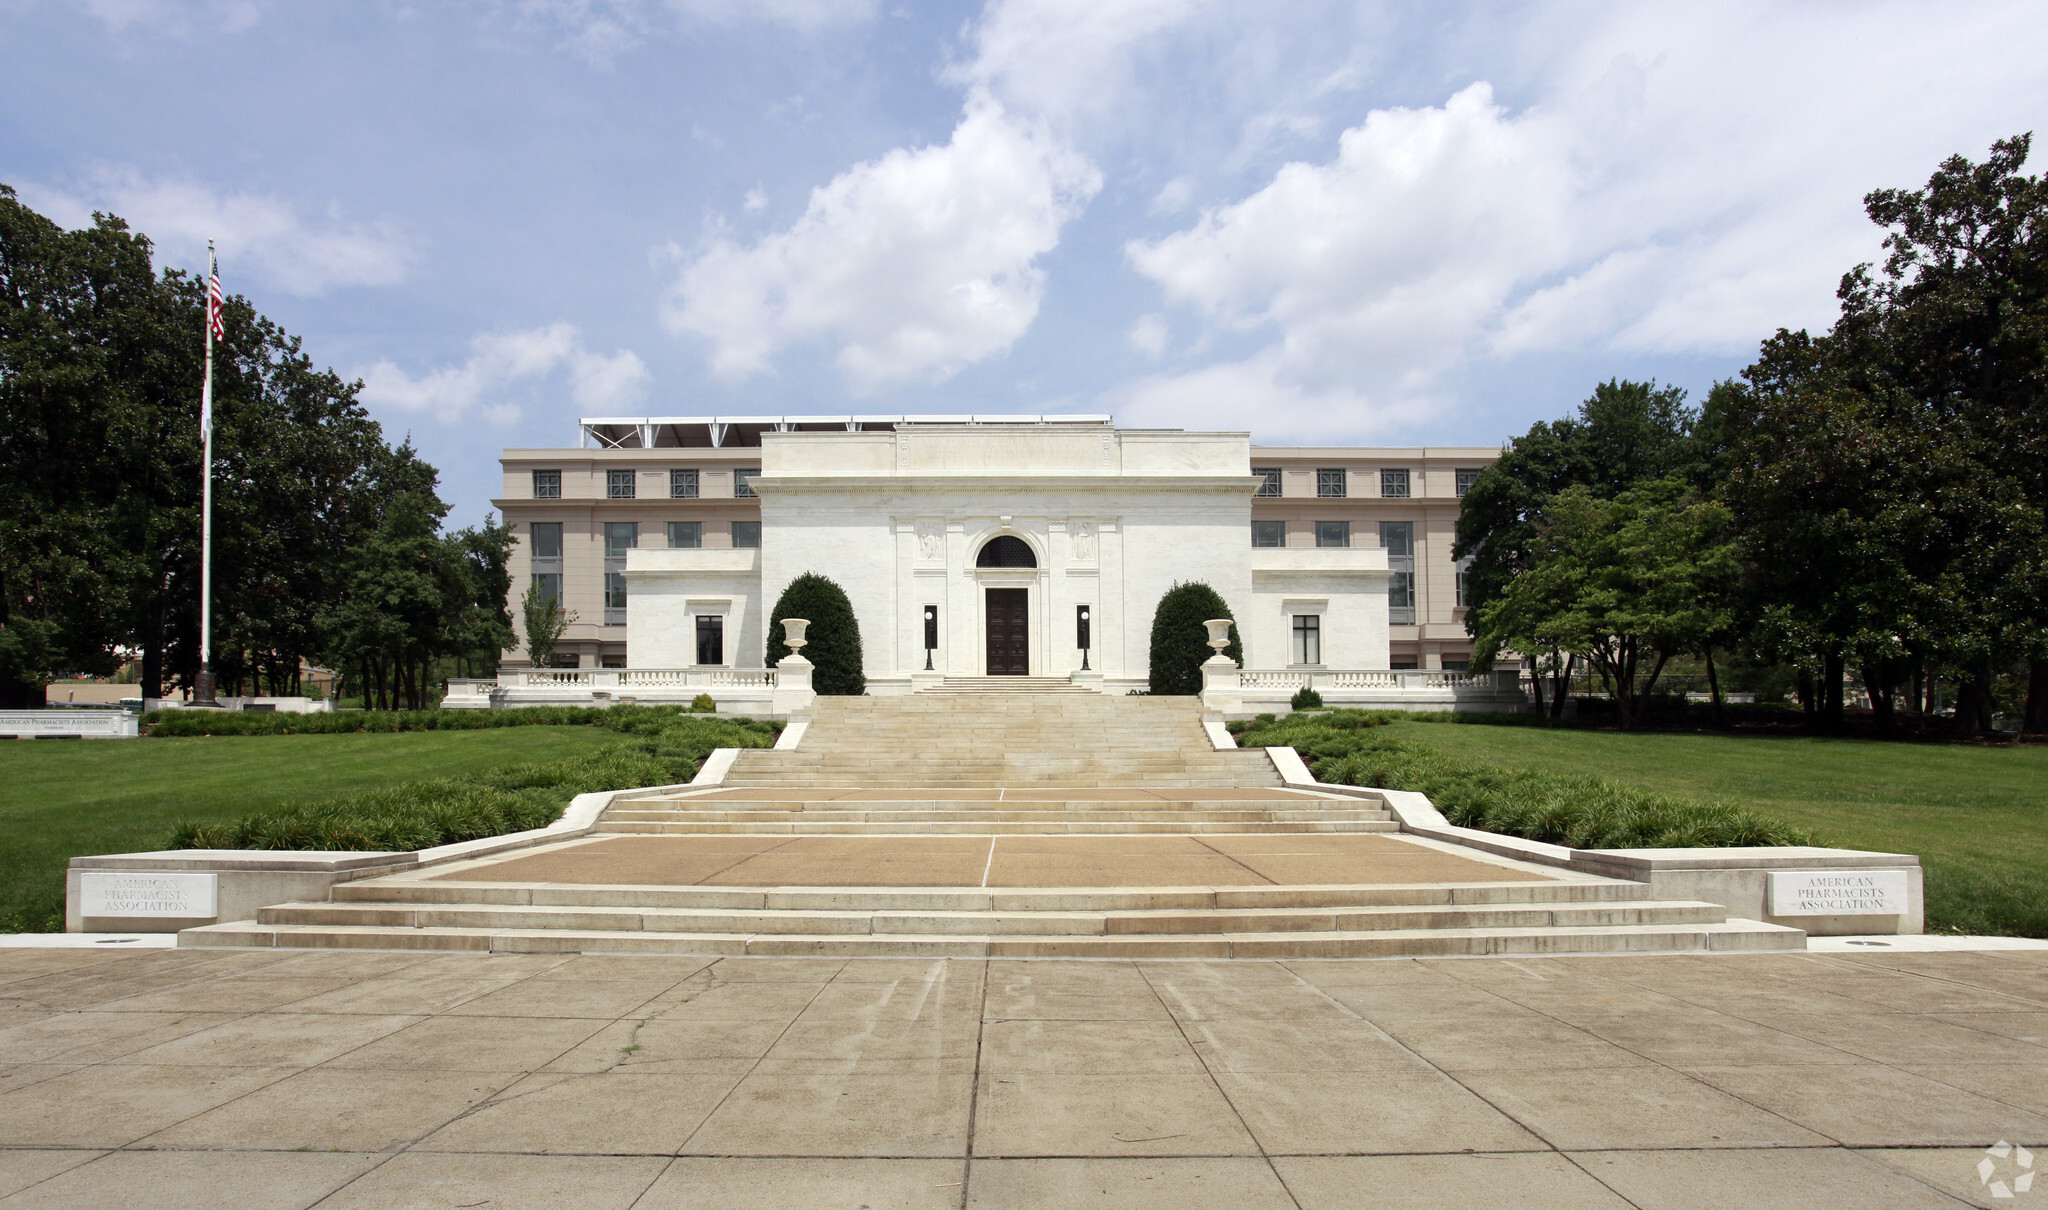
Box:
0 706 777 933
1235 711 1810 850
1364 717 2048 938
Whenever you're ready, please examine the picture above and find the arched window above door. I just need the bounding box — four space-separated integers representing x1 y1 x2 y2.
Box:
975 535 1037 568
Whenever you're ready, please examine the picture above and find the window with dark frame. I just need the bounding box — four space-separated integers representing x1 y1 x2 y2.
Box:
602 522 637 623
695 615 724 665
1292 614 1321 665
1455 468 1481 497
606 469 637 499
1381 468 1411 498
670 468 699 498
668 521 702 549
529 522 563 606
1455 555 1473 608
1315 520 1350 548
1252 520 1284 548
1381 521 1415 624
1316 468 1347 498
733 468 760 498
731 521 761 549
1253 467 1283 497
532 469 561 499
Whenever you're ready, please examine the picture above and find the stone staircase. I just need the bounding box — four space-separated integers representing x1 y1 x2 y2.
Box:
723 693 1279 789
197 878 1801 959
593 791 1398 835
921 675 1098 694
176 691 1807 957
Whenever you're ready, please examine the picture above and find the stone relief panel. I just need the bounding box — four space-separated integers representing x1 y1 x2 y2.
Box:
1072 520 1097 562
914 520 944 562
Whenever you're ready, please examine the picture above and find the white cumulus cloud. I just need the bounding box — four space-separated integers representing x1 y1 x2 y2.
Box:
17 166 415 297
356 324 650 424
1116 0 2048 438
662 91 1102 392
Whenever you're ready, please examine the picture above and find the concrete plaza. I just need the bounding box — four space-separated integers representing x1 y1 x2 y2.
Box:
1 945 2044 1207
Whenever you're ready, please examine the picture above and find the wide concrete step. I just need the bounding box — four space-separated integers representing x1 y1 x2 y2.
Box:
592 820 1400 834
332 879 1651 911
180 919 1805 958
251 898 1733 937
600 810 1391 824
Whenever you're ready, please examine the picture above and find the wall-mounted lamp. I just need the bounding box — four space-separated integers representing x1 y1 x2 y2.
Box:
1076 604 1092 671
923 605 938 671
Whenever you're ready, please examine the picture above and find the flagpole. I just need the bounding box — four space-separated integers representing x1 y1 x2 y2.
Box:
193 240 220 708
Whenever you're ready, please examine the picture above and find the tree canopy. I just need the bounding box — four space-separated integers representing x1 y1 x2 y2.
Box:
767 573 866 695
0 185 508 707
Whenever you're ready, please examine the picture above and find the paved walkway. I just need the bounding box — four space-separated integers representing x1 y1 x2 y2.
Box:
431 833 1554 889
2 946 2044 1206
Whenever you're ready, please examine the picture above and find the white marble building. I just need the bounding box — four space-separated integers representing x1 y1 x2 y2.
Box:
447 416 1527 713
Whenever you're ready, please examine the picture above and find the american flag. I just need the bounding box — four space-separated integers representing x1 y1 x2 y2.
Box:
206 252 225 342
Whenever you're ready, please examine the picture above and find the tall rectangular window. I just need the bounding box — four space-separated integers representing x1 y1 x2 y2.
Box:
1455 468 1482 497
1380 468 1411 498
606 469 637 499
670 468 699 498
1291 615 1321 665
695 615 724 665
1455 555 1473 608
1253 467 1283 497
531 470 561 499
1251 520 1284 548
667 521 702 549
1315 520 1350 548
529 522 563 608
733 468 760 498
731 521 761 549
1381 521 1415 625
602 522 636 624
1316 468 1347 498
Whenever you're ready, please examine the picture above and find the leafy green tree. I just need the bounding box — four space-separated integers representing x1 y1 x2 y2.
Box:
1470 479 1735 729
1148 581 1241 695
766 573 865 695
521 578 575 669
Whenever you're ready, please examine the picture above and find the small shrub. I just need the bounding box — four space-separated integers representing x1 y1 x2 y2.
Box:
766 572 866 695
1290 687 1324 710
690 693 716 713
1147 581 1241 695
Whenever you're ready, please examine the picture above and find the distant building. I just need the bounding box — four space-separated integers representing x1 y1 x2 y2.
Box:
471 416 1510 711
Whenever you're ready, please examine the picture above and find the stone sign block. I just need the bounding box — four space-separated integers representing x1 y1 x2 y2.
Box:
1767 869 1908 916
79 871 217 918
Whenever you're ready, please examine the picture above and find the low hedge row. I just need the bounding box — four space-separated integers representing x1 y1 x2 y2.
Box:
147 704 683 737
1233 710 1810 850
166 710 778 852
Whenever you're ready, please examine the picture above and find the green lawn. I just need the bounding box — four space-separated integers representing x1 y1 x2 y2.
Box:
0 727 626 932
1384 721 2048 936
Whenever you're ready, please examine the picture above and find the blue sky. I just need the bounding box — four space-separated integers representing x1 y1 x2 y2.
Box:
7 0 2047 525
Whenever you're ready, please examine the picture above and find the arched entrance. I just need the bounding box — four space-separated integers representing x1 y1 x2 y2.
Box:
976 536 1036 675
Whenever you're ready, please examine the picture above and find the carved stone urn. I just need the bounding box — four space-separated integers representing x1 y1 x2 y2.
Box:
1202 618 1235 664
780 617 811 657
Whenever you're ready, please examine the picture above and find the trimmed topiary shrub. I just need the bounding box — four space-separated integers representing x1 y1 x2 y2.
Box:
1290 686 1324 710
767 572 866 695
1147 581 1242 695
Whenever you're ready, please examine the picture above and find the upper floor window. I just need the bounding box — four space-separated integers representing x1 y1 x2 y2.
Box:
1456 468 1482 497
1316 520 1350 548
733 468 761 498
1381 521 1415 624
1252 520 1284 548
532 469 561 499
732 521 762 549
529 522 563 560
1380 468 1411 498
1316 468 1347 498
668 521 702 549
670 468 699 498
603 521 638 558
1253 467 1283 497
1455 556 1473 608
606 469 636 499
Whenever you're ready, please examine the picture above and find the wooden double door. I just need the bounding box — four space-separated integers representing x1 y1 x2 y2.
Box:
984 588 1029 675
